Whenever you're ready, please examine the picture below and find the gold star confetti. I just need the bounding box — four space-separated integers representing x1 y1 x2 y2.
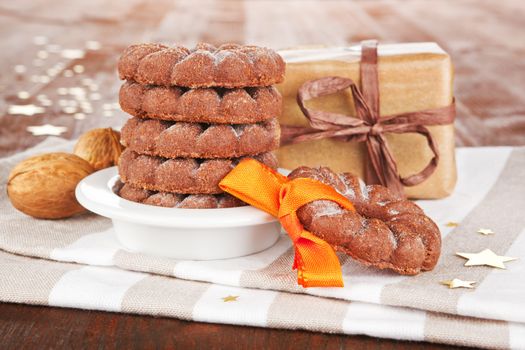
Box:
62 106 77 114
37 95 52 106
456 249 517 269
8 104 45 116
38 76 50 84
477 228 494 235
17 91 30 100
86 40 101 50
61 49 85 60
27 124 67 136
446 222 459 227
14 65 26 74
37 50 49 59
73 64 85 74
69 87 86 97
57 87 68 95
441 278 476 289
46 68 57 77
222 295 239 302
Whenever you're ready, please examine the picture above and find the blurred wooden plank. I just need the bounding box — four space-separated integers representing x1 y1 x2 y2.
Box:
152 1 213 45
0 0 175 155
244 0 373 47
1 0 524 151
0 0 147 23
0 303 469 350
1 1 524 349
384 0 525 146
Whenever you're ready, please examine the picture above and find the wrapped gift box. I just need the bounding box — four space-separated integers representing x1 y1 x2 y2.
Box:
276 42 456 199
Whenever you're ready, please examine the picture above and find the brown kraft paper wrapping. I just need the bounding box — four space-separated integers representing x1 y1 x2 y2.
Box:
276 43 456 199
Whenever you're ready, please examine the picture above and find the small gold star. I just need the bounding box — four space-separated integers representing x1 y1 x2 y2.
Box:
17 91 30 99
445 222 459 227
8 104 45 116
222 295 239 302
477 228 494 235
85 40 101 51
27 124 67 136
14 65 27 74
456 249 517 269
61 49 85 59
441 278 476 289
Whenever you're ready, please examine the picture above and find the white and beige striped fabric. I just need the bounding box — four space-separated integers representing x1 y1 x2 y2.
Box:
1 137 524 349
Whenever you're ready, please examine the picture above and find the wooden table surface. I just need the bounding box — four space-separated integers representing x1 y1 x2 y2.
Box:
0 0 523 348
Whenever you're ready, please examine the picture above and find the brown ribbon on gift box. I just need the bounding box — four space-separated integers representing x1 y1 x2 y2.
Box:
280 40 456 197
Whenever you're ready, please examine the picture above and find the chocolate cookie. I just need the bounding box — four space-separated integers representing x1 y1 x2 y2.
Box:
119 81 281 124
288 166 441 275
121 117 280 159
119 150 278 194
118 42 285 88
115 180 245 208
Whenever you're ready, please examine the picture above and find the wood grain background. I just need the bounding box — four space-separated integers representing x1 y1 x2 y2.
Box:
0 0 523 348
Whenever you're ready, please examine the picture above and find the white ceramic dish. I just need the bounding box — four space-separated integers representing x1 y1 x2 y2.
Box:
75 167 281 260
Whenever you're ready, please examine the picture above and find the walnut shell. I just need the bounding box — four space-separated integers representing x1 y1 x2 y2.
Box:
7 152 95 219
74 128 123 171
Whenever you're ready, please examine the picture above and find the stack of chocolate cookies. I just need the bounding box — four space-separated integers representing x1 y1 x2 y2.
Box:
114 43 285 209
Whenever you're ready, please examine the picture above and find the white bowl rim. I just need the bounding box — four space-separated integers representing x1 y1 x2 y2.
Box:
75 167 279 228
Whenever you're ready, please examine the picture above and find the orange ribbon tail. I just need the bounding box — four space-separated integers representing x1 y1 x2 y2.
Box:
219 159 355 288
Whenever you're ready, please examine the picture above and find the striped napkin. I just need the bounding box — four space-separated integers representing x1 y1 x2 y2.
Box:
1 137 524 349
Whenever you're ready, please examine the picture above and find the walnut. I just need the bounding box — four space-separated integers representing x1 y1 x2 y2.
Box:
7 153 94 219
74 128 123 171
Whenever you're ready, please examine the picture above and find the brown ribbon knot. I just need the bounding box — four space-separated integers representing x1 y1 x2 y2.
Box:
280 40 456 197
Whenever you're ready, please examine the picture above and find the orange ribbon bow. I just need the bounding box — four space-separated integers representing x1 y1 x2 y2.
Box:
219 158 355 288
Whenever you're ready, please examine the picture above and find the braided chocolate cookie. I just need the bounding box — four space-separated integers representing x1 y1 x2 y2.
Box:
114 180 245 209
121 117 280 159
119 150 278 194
288 167 441 275
118 43 285 88
119 81 281 124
